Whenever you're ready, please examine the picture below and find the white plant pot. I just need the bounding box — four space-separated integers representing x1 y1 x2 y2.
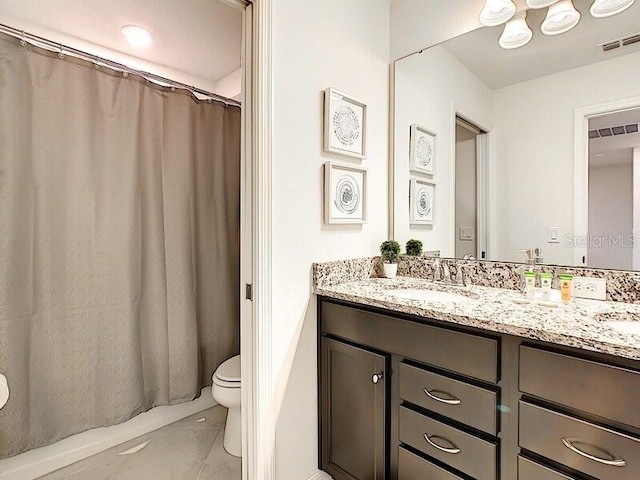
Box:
383 263 398 279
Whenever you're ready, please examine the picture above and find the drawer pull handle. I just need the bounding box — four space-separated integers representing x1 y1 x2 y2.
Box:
423 434 461 454
561 438 627 467
424 388 461 405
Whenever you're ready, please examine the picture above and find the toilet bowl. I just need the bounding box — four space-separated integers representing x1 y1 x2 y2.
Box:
211 355 241 457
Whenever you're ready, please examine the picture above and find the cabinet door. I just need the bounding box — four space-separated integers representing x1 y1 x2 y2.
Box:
321 337 387 480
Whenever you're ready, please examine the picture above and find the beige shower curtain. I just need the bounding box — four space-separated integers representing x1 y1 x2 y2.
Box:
0 34 240 458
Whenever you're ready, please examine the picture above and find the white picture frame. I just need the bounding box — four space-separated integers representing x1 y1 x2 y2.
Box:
323 88 367 159
324 162 367 224
410 178 435 225
410 124 436 175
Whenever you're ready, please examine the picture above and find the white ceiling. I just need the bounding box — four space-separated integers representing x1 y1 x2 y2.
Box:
0 0 242 93
443 0 640 88
589 108 640 167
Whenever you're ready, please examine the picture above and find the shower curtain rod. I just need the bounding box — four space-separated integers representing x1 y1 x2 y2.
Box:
0 22 241 107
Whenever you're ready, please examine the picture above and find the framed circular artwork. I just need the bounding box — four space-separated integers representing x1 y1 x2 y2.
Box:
324 161 367 224
324 88 367 159
410 124 436 176
410 178 435 225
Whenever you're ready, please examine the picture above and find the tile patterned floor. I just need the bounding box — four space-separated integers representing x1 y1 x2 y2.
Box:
38 407 241 480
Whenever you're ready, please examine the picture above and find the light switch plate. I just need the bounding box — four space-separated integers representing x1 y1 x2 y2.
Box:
548 227 560 244
573 277 607 301
459 227 474 241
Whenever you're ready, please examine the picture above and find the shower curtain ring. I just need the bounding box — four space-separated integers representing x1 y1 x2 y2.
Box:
58 44 65 59
19 31 26 47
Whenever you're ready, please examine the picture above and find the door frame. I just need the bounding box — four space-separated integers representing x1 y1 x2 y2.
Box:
228 0 275 479
573 95 640 267
450 108 491 260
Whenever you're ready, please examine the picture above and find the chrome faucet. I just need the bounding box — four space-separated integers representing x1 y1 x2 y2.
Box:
441 260 452 283
432 257 443 282
432 258 467 287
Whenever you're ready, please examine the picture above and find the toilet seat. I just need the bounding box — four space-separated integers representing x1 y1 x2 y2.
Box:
216 355 241 382
212 375 240 388
212 355 241 388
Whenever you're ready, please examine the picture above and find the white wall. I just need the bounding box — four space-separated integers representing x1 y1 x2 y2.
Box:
492 50 640 264
214 67 242 100
391 0 484 60
588 163 633 270
271 1 390 479
394 45 492 258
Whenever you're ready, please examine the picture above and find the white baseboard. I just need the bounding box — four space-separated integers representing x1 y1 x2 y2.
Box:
0 388 216 480
307 470 333 480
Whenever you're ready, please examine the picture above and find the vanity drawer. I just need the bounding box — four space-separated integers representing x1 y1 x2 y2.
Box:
321 301 499 383
518 456 577 480
519 402 640 480
519 346 640 428
398 447 464 480
399 363 497 435
399 406 497 480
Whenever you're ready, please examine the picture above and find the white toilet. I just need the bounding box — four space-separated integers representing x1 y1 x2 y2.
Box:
211 355 241 457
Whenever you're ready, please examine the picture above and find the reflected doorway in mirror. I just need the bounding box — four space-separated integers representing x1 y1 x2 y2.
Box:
410 178 435 226
410 124 436 176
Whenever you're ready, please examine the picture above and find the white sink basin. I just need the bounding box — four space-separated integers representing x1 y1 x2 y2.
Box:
593 312 640 335
606 322 640 335
383 288 477 303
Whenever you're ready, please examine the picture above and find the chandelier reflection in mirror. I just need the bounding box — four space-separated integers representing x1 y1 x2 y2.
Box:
480 0 636 49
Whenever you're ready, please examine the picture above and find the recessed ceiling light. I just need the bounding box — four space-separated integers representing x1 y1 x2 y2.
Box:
541 0 581 35
479 0 517 26
590 0 636 18
121 25 153 48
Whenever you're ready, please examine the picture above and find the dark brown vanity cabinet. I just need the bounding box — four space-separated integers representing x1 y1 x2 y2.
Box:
319 298 501 480
518 346 640 480
320 337 388 480
318 297 640 480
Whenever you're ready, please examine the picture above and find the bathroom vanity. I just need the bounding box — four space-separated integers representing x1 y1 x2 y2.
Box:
316 277 640 480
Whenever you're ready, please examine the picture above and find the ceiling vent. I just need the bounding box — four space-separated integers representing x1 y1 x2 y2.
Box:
589 123 640 138
602 40 620 51
622 34 640 47
601 32 640 52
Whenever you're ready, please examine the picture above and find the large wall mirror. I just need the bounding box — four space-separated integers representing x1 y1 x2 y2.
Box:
392 0 640 270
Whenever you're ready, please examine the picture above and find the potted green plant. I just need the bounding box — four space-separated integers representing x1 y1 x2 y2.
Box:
406 239 423 256
380 240 401 279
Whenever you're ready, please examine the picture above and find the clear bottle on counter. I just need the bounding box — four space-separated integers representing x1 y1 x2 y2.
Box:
540 272 552 300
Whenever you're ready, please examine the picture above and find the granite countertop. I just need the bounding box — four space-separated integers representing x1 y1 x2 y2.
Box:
314 276 640 361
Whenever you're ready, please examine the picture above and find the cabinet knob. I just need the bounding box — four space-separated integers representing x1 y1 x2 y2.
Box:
371 372 384 384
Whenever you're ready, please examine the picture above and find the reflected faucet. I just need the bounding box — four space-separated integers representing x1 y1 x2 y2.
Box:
518 248 543 265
